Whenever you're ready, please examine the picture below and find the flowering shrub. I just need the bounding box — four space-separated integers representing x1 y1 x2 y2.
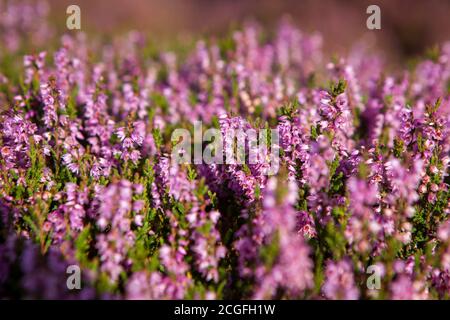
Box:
1 1 450 300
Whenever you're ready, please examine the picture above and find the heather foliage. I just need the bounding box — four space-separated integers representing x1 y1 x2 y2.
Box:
1 1 450 300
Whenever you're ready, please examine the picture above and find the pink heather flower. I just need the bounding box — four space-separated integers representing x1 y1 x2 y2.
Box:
390 275 417 300
95 180 138 283
126 271 189 300
297 211 317 238
252 178 313 298
62 153 80 174
2 14 450 300
323 259 359 300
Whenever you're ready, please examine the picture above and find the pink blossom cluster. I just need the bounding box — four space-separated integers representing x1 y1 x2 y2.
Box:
1 0 450 300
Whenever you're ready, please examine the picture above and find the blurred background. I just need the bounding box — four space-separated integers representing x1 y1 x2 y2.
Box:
47 0 450 62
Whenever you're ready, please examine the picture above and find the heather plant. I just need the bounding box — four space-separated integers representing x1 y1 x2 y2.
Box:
1 0 450 300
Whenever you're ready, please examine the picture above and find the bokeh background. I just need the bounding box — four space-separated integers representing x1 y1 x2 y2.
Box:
48 0 450 63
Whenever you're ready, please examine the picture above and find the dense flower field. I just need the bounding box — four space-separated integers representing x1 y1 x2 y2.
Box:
1 1 450 300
